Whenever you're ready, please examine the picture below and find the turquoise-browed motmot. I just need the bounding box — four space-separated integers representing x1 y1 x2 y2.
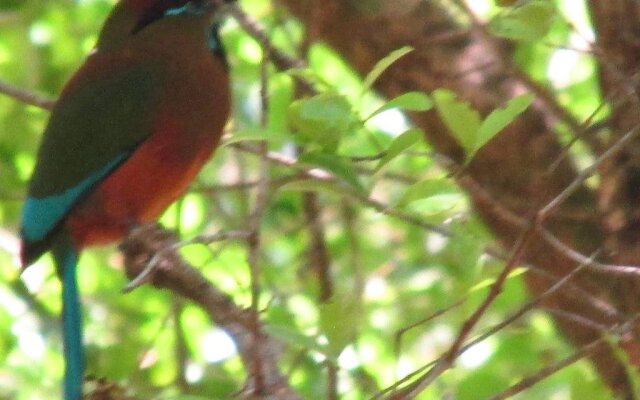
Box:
20 1 231 398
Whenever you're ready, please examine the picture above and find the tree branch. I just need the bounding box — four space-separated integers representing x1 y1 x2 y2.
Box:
120 224 301 400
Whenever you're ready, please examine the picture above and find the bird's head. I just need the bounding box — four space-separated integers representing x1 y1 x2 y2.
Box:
97 0 232 50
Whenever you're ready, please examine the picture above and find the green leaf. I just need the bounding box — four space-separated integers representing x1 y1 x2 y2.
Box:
298 151 365 193
433 89 533 162
375 128 423 172
362 46 413 92
475 93 534 155
469 267 528 293
279 179 344 195
397 178 459 207
368 91 433 119
319 291 362 358
570 373 613 400
489 0 556 42
222 126 290 146
432 88 481 156
288 92 357 151
385 91 433 111
264 324 335 361
286 67 331 89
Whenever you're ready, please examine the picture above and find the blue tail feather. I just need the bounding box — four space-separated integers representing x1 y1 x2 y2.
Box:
52 234 84 400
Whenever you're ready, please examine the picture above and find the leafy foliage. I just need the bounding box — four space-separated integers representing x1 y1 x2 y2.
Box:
432 89 534 163
489 0 557 42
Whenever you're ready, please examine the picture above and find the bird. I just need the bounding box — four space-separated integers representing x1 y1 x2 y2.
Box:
19 1 231 398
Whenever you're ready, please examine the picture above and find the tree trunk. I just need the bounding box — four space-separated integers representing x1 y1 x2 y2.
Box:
277 0 640 395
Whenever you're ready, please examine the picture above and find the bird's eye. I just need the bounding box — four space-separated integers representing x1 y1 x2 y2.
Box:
131 1 177 34
163 1 213 17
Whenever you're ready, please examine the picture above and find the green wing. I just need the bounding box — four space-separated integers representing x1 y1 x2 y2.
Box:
22 52 164 258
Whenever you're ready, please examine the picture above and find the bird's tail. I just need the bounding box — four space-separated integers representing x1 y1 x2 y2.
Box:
51 233 84 400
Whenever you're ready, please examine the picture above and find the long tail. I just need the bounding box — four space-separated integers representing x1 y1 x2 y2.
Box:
51 233 84 400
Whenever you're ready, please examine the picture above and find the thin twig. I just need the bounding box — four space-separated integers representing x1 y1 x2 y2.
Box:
543 308 613 332
303 192 333 301
123 230 250 292
489 339 603 400
0 78 55 110
458 173 640 277
172 299 189 391
538 126 640 219
227 3 313 96
392 298 467 393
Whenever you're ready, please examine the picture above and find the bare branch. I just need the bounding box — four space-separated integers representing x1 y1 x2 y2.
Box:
488 315 640 400
0 78 55 110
